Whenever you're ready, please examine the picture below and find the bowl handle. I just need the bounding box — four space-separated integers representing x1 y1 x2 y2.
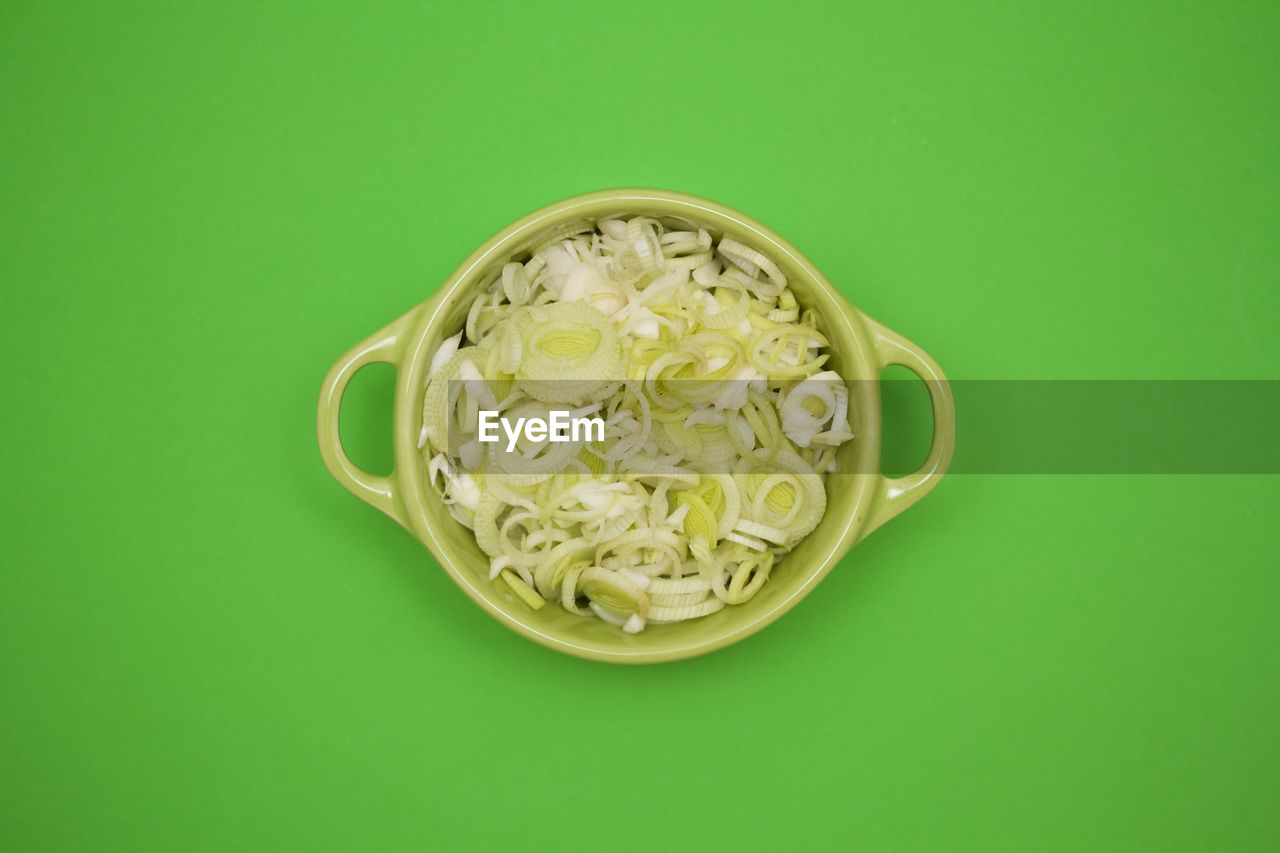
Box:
860 315 956 539
316 311 415 528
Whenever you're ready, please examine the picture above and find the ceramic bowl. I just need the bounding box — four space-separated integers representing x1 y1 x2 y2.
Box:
318 189 955 663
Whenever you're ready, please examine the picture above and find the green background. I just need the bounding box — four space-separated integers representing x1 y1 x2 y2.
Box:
3 2 1278 850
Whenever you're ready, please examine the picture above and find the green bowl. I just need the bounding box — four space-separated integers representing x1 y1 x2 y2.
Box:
317 189 955 663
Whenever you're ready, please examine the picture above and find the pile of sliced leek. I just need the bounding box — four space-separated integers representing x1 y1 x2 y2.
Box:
419 217 854 633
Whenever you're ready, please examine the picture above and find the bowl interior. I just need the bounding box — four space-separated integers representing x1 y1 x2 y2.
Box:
398 191 882 662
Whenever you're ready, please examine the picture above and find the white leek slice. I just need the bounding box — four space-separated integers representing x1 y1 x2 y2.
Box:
648 576 711 595
647 597 725 623
718 236 786 289
733 519 787 544
649 590 711 608
429 331 463 376
725 531 767 551
780 370 841 448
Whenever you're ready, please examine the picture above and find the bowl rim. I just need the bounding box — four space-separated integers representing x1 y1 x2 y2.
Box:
391 188 889 663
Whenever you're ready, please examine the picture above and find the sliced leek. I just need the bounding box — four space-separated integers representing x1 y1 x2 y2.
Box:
418 215 857 632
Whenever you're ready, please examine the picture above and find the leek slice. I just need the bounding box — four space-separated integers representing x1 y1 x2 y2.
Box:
718 237 786 289
649 590 711 608
648 576 711 595
421 347 493 453
501 570 546 610
515 302 621 404
647 597 725 623
578 567 649 618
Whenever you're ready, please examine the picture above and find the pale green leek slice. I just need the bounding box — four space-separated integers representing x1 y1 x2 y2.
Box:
578 567 649 618
515 302 621 404
501 570 546 610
